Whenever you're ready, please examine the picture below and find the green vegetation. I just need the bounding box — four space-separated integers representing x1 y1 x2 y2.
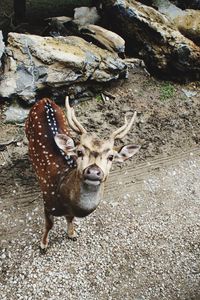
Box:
95 94 102 103
160 82 175 101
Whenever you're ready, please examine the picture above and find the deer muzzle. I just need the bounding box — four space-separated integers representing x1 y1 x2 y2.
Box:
83 164 104 186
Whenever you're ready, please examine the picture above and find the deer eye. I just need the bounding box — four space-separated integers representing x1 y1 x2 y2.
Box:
108 154 114 161
77 150 84 157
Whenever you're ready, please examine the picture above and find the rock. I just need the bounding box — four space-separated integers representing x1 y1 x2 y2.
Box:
182 89 197 98
45 16 73 36
44 8 100 37
174 10 200 45
73 7 100 26
80 24 125 55
101 0 200 81
154 0 185 18
137 0 200 10
4 103 30 124
0 31 5 69
154 0 200 45
47 16 72 23
43 16 79 37
0 33 127 103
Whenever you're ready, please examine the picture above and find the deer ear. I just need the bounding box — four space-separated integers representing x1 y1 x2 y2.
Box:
54 133 76 154
114 144 140 163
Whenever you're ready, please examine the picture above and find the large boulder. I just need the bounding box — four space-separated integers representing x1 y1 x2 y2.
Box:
0 32 127 103
101 0 200 81
154 0 200 45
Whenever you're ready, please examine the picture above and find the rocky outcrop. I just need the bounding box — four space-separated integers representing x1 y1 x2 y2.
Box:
0 32 127 103
101 0 200 81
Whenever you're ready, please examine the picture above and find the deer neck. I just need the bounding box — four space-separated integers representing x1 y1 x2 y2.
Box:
79 181 103 214
59 168 104 217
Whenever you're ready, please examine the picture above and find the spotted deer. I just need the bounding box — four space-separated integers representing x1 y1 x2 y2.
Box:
25 96 140 251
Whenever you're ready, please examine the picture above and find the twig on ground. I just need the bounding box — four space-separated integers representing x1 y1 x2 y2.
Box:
101 93 106 104
104 91 116 99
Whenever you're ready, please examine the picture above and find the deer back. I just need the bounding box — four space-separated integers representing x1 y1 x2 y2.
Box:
25 98 75 208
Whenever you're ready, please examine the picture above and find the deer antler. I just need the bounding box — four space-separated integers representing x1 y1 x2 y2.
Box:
111 112 137 140
65 96 87 134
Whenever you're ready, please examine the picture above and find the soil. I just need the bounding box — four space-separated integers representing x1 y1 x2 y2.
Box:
0 67 200 299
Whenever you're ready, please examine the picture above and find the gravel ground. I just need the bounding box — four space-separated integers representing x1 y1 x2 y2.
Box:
1 149 200 300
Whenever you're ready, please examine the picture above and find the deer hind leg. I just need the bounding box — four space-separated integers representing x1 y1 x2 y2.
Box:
65 216 77 241
40 210 54 252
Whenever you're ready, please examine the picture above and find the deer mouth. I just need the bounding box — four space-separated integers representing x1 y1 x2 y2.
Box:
83 179 101 186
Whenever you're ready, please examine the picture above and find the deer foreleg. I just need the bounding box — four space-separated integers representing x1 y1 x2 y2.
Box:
40 210 54 251
65 216 77 240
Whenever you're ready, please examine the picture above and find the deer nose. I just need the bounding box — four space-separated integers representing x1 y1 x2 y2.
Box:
83 164 104 182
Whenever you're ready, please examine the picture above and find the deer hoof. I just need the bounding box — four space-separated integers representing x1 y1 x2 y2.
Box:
39 246 47 254
40 241 48 254
67 234 78 241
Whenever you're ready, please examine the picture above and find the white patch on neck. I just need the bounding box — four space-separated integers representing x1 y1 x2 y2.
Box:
79 183 102 212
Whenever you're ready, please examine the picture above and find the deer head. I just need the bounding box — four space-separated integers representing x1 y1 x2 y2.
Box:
54 97 140 187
